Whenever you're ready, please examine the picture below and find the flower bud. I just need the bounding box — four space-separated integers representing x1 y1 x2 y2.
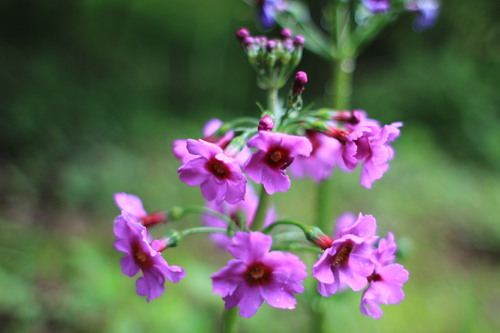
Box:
305 227 334 250
140 211 168 227
258 115 274 131
292 71 308 97
236 27 250 41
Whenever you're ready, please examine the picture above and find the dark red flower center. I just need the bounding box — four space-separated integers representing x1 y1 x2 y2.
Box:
367 271 382 283
265 147 292 169
132 241 153 270
331 240 354 268
244 262 273 286
206 158 231 179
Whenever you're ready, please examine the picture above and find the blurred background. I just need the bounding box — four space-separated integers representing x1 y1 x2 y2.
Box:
1 0 499 332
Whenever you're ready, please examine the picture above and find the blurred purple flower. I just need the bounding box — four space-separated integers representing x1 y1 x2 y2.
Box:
245 131 312 194
406 0 440 31
203 184 277 248
312 213 378 296
113 216 185 302
289 130 342 183
256 0 287 29
178 139 247 205
360 233 409 318
361 0 391 13
211 231 307 318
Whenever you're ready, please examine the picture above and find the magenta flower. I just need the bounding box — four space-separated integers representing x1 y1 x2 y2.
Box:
114 192 167 227
113 216 185 302
360 233 409 318
290 130 342 183
211 231 307 318
203 184 277 248
312 213 378 296
172 118 234 164
245 131 312 194
361 0 391 13
178 139 247 205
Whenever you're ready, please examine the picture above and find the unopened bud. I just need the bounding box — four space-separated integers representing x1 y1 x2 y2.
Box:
236 27 250 41
293 35 305 47
280 28 293 39
141 210 168 227
258 115 274 131
305 227 334 250
168 206 185 221
292 71 308 97
267 40 277 52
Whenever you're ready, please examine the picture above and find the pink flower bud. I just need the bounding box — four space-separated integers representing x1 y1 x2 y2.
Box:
258 115 274 131
292 71 308 97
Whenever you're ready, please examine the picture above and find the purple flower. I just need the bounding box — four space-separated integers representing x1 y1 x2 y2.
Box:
114 192 167 227
203 184 277 248
361 0 391 13
256 0 287 29
327 121 402 188
178 139 247 205
113 216 185 302
406 0 440 31
360 233 409 318
312 213 378 296
172 118 234 164
244 131 312 194
211 231 307 318
290 130 342 183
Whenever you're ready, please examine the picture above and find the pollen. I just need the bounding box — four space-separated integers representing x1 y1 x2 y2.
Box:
244 262 273 286
207 158 231 179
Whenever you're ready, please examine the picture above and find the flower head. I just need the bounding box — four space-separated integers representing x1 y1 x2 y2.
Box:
245 131 312 194
203 185 277 248
312 213 378 296
211 231 307 318
178 139 247 205
113 216 185 302
360 233 409 318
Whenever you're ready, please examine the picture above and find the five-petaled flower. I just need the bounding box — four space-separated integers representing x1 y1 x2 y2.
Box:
312 213 378 296
245 131 312 194
113 216 186 302
178 139 247 205
211 231 307 318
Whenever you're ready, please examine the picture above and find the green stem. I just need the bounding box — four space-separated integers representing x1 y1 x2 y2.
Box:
267 87 280 127
251 185 271 231
222 307 238 333
262 219 309 234
182 206 234 225
180 227 228 238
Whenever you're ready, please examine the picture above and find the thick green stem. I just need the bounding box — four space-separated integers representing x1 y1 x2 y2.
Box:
267 87 280 127
251 185 271 231
222 307 238 333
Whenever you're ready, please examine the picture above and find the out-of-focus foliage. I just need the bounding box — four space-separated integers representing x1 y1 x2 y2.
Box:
1 0 499 332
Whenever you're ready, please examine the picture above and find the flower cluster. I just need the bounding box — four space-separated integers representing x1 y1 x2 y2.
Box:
111 20 413 324
236 28 305 89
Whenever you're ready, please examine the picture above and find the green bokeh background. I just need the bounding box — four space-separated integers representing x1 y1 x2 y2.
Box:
1 0 499 332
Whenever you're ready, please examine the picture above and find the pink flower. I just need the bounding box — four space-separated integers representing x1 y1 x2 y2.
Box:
114 192 167 227
312 213 378 296
203 184 277 248
113 216 185 302
178 139 247 205
211 231 307 318
244 131 312 194
360 233 409 318
289 130 342 182
172 118 234 164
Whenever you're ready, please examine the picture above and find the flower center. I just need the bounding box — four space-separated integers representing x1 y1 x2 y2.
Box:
132 241 153 270
244 262 273 286
207 158 230 179
331 241 354 268
266 147 292 169
367 271 382 283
